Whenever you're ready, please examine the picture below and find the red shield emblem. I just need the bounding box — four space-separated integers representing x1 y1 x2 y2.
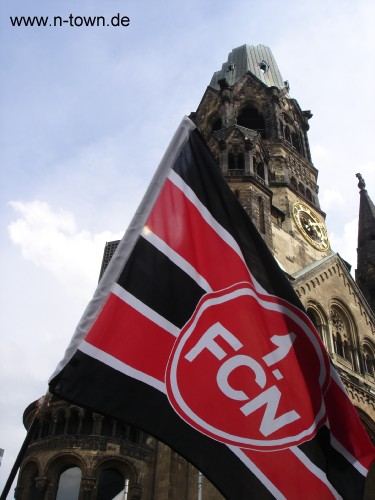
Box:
166 282 330 450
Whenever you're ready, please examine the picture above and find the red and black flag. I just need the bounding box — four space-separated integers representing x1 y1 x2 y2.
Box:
49 117 375 499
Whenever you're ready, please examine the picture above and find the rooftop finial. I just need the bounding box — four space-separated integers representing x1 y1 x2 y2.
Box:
356 173 366 191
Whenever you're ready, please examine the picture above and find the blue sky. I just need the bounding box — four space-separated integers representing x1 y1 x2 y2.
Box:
1 0 374 496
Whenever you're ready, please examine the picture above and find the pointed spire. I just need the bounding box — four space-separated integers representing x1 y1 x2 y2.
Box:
355 173 375 313
356 173 375 247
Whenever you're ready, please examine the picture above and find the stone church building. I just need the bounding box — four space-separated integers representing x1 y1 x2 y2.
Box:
15 45 375 499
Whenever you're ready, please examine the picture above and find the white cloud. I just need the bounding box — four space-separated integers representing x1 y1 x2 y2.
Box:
320 189 345 211
310 144 329 162
8 200 123 298
329 217 359 271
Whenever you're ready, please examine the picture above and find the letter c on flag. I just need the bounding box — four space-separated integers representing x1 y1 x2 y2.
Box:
216 354 267 401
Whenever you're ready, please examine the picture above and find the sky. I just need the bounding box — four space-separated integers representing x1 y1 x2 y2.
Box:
0 0 374 496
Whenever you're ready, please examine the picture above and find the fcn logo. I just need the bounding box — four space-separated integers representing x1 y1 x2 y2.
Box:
166 282 330 450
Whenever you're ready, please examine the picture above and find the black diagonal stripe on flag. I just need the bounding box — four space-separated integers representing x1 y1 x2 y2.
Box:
117 236 206 329
298 426 365 499
49 117 375 499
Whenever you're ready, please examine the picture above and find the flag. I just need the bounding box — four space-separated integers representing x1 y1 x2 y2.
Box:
49 117 375 499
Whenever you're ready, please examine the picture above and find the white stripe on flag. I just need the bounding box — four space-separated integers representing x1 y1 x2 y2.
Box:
111 282 180 338
290 446 342 499
141 229 213 293
328 366 368 477
79 340 166 393
168 170 247 263
227 445 286 500
330 433 368 477
168 169 268 295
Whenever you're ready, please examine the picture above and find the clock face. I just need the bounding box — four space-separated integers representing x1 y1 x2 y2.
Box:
293 203 329 251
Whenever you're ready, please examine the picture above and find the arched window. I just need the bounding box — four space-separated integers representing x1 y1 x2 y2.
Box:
306 188 313 202
114 421 128 440
228 151 244 171
291 132 301 153
290 176 297 190
363 345 375 377
128 426 142 443
284 126 292 144
67 408 80 435
307 308 323 340
101 416 114 437
237 152 244 170
237 107 266 138
330 305 357 371
81 410 93 435
334 332 345 358
56 467 82 500
19 462 41 500
255 162 265 180
306 303 331 353
53 411 65 436
37 411 52 439
298 182 305 196
279 121 284 138
212 118 222 132
97 469 128 500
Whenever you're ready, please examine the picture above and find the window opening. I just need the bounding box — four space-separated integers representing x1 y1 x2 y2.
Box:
97 469 128 500
56 467 82 500
228 151 244 171
259 60 269 73
237 107 266 138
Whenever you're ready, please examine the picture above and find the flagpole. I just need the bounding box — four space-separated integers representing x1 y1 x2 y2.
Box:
0 394 51 500
198 471 203 500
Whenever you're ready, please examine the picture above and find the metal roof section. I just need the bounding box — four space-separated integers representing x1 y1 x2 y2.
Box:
292 253 336 280
210 44 286 90
212 125 259 142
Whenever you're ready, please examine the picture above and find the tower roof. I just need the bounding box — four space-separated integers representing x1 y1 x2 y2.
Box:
209 44 286 90
357 173 375 248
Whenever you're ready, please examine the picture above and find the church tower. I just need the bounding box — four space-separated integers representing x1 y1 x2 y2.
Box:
191 44 330 274
15 44 375 500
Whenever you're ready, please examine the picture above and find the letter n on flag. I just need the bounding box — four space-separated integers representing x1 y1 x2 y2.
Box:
49 117 375 499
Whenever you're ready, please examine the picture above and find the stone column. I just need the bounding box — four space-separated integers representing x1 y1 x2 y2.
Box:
63 409 70 435
351 346 360 373
81 478 95 500
34 477 48 500
358 349 367 375
92 414 103 435
51 413 59 436
77 408 85 434
111 419 117 437
129 483 142 500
